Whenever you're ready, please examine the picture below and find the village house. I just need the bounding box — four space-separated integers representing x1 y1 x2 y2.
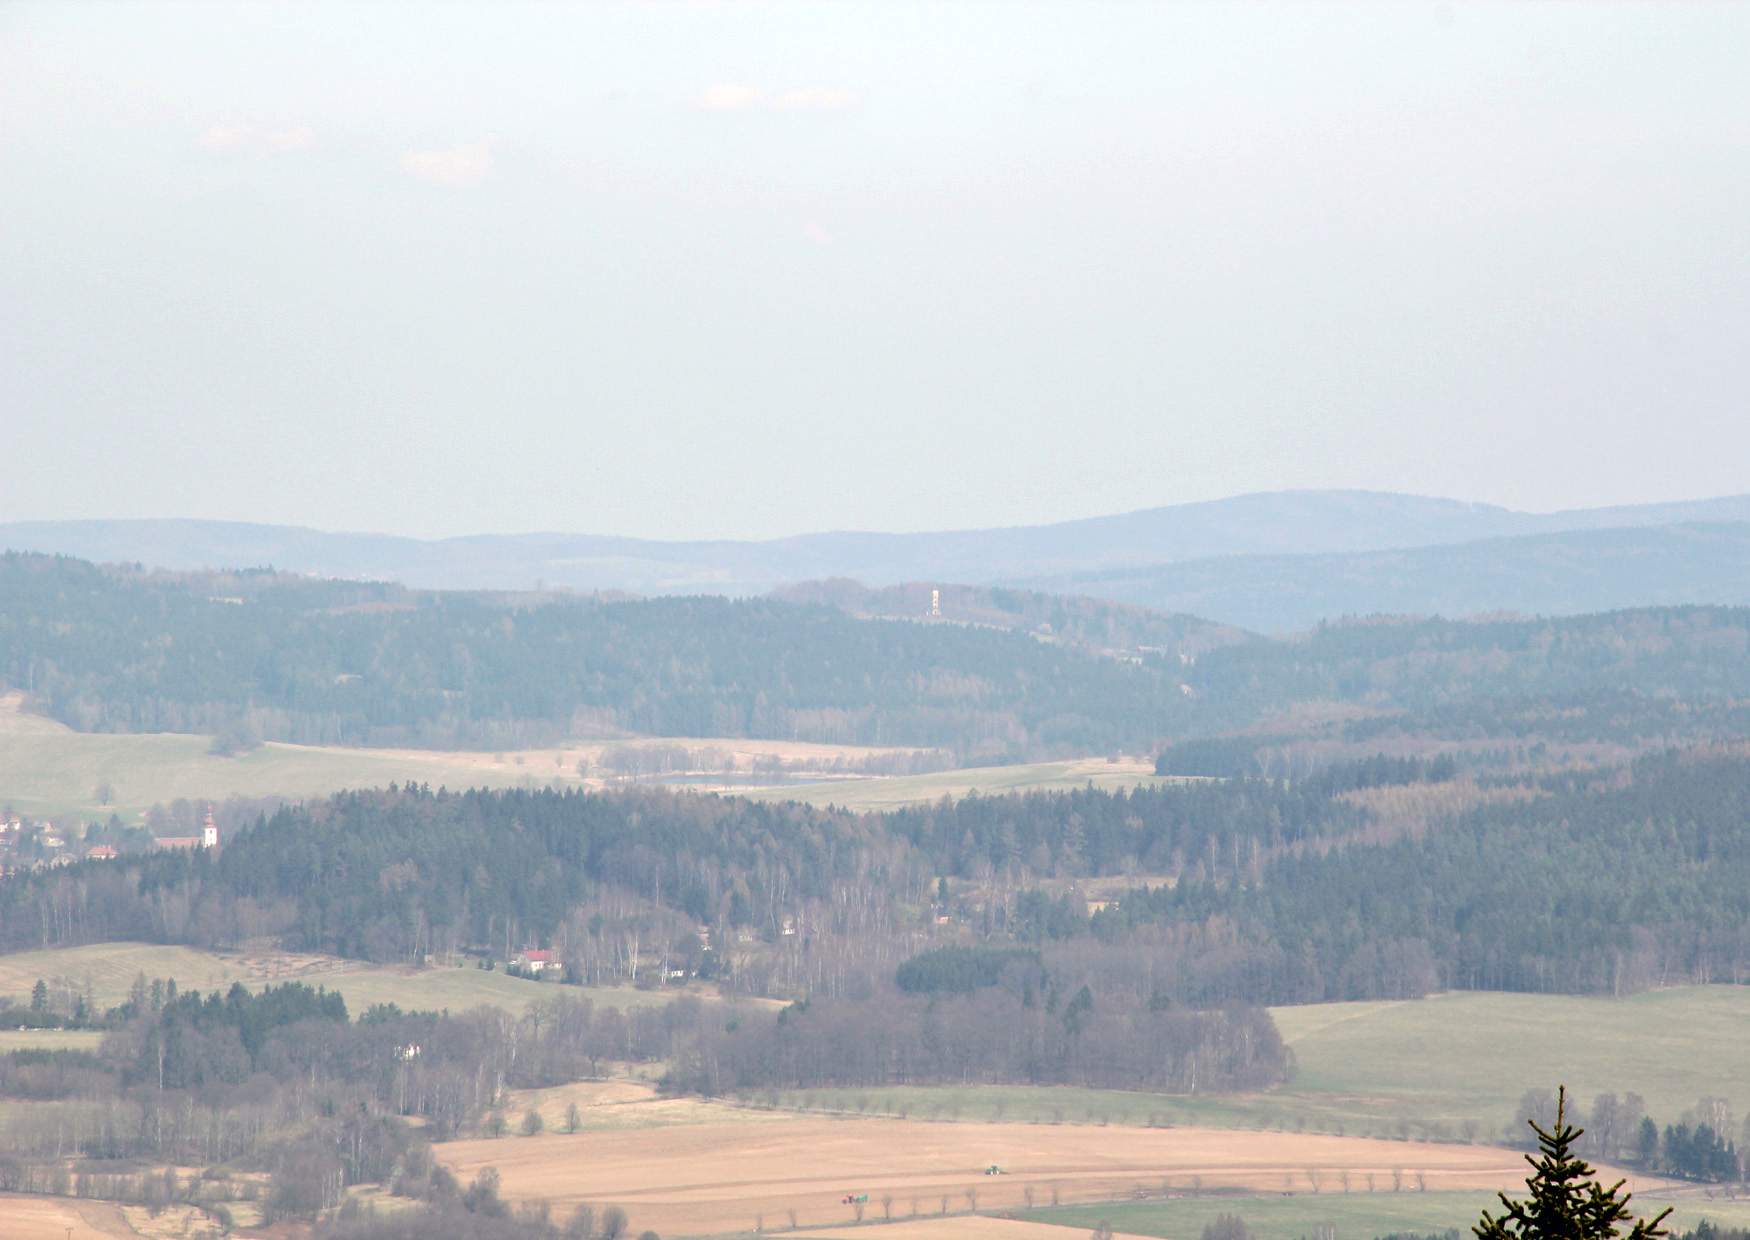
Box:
513 948 555 975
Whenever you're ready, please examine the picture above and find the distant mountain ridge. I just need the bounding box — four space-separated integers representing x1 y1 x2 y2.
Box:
1016 521 1750 633
5 490 1750 600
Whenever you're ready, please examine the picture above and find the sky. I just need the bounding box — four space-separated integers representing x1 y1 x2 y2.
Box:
1 1 1747 541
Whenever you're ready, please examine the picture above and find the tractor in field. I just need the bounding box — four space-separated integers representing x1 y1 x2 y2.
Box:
984 1164 1006 1175
840 1193 869 1205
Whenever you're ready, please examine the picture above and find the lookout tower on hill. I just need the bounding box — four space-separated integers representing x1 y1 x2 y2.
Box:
929 588 941 618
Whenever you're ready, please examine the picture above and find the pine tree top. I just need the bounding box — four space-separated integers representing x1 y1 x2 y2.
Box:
1476 1086 1671 1240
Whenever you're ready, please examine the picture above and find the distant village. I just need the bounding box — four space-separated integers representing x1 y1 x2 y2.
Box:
0 806 219 878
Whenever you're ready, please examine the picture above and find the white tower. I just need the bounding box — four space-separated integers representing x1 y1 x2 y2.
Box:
930 588 941 618
202 807 219 851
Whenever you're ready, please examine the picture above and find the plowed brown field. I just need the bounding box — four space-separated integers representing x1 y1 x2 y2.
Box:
437 1116 1536 1238
0 1193 135 1239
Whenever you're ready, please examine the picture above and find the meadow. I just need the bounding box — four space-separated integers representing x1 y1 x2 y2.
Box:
744 756 1179 810
0 1192 137 1240
0 941 686 1017
752 986 1750 1142
0 692 936 820
1030 1187 1750 1240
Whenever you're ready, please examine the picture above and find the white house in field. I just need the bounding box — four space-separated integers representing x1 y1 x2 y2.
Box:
514 948 556 975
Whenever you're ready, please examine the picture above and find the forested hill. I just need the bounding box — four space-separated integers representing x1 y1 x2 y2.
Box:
771 578 1256 660
9 747 1750 1005
1019 521 1750 632
9 553 1750 759
0 552 1191 758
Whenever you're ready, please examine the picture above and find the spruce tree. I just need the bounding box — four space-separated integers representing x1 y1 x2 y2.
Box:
1477 1086 1670 1240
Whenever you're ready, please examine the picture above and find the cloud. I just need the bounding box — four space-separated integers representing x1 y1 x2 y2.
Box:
695 85 857 113
697 83 763 112
196 124 317 154
400 142 493 187
803 220 835 246
198 124 252 152
773 88 856 112
264 126 316 152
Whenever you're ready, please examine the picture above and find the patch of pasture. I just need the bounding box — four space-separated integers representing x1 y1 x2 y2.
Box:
0 941 691 1018
0 693 924 818
744 758 1184 810
751 986 1750 1142
0 1028 104 1053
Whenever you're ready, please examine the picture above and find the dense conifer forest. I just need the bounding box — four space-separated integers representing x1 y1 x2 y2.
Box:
9 552 1750 764
9 746 1750 1006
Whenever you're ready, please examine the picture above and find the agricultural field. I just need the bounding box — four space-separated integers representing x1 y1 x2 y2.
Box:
0 1028 104 1052
1031 1186 1750 1240
435 1104 1536 1238
0 1192 136 1239
0 941 691 1017
1028 1192 1507 1240
795 1219 1157 1240
0 693 923 819
746 757 1180 811
752 985 1750 1141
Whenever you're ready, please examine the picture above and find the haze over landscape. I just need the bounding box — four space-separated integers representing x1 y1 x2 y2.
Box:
3 4 1749 1240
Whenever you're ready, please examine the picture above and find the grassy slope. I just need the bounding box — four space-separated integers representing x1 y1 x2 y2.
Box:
0 941 681 1016
1030 1189 1750 1240
1029 1191 1503 1240
755 987 1750 1140
743 758 1181 811
0 696 918 820
0 1029 104 1052
0 704 585 819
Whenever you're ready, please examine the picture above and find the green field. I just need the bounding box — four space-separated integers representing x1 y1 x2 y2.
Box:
1030 1191 1497 1240
0 695 943 820
0 703 590 820
0 941 689 1017
745 757 1182 810
754 987 1750 1142
1030 1188 1750 1240
0 1029 104 1052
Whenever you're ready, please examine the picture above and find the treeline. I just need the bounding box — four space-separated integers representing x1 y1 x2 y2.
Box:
1154 745 1457 790
0 552 1188 759
668 988 1285 1095
1513 1089 1747 1184
0 978 702 1224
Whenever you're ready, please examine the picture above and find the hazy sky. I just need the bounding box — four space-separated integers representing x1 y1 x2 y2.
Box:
2 2 1746 540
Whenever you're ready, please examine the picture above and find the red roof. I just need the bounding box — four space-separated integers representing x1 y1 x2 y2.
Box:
520 949 554 962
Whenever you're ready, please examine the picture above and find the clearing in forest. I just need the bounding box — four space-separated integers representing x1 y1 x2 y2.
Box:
0 940 689 1016
0 692 926 818
744 757 1183 810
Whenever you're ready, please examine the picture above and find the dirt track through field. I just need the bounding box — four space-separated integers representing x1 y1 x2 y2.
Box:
437 1115 1543 1238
